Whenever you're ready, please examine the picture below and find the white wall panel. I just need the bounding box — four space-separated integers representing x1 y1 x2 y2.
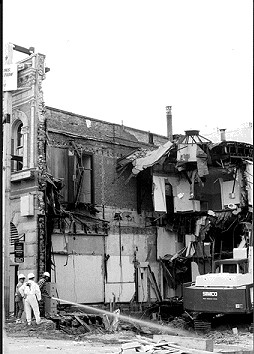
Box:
105 282 135 302
120 234 135 255
106 255 134 283
106 234 120 255
157 227 178 258
174 180 194 212
133 234 148 262
52 235 66 252
220 179 241 207
54 254 104 303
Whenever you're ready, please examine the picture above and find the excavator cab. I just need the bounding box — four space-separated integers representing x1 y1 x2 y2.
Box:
214 258 249 274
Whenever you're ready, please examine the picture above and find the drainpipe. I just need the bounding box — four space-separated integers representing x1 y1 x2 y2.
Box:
220 129 226 142
166 106 173 142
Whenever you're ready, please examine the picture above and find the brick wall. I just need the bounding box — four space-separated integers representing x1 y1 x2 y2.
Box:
46 106 168 148
46 107 167 212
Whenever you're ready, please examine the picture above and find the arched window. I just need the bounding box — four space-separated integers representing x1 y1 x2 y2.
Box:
11 121 24 172
16 122 23 171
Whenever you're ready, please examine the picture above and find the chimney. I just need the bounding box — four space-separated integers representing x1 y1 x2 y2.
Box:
220 128 226 142
166 106 173 141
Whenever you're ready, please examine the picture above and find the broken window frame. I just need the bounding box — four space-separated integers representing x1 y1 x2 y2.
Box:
73 152 94 206
48 145 95 206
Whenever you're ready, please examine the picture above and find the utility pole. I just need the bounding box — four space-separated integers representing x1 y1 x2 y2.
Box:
3 42 13 318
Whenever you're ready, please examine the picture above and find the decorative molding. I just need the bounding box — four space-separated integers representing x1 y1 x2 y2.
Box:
12 96 34 108
12 109 29 126
37 54 46 79
11 169 35 182
37 191 45 215
17 72 36 88
21 126 29 134
37 54 47 192
37 214 46 278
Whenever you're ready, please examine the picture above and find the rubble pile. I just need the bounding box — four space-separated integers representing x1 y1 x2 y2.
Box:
205 329 253 346
118 335 214 354
56 312 105 335
48 308 123 335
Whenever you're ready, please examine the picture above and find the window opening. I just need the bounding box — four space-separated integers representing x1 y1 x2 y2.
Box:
11 121 24 172
75 154 93 205
16 123 23 171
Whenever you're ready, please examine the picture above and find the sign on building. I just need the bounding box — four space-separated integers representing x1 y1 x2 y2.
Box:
3 64 17 91
14 242 24 263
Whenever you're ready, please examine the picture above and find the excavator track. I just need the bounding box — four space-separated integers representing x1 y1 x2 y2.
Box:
194 318 212 332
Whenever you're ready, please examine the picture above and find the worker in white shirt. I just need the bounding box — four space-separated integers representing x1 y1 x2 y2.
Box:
19 273 41 325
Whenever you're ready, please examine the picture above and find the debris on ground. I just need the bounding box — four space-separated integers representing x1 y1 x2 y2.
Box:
5 308 253 353
118 334 214 353
205 329 253 346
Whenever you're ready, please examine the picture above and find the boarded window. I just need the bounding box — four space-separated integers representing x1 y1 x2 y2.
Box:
74 154 93 204
48 147 71 203
48 146 93 204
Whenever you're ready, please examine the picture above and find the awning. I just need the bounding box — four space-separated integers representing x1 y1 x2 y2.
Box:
132 140 173 175
10 222 24 245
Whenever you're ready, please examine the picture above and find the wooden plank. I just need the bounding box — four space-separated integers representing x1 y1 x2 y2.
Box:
121 342 142 350
122 350 137 354
218 351 253 354
147 265 162 302
135 335 216 354
74 315 91 332
154 335 214 352
153 342 214 354
159 258 176 289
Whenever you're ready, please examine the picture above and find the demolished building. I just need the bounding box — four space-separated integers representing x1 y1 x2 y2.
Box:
7 51 253 314
43 108 253 307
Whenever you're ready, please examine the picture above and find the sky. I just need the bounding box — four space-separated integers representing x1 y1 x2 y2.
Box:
3 0 253 137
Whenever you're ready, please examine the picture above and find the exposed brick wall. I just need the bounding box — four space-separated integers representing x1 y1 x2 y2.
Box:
94 155 137 209
46 107 168 148
43 106 179 304
124 127 168 146
46 107 164 212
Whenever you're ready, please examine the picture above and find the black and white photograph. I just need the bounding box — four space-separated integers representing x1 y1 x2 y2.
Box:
2 1 253 353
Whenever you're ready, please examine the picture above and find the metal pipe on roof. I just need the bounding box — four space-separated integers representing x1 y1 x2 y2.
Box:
220 128 226 142
166 106 173 142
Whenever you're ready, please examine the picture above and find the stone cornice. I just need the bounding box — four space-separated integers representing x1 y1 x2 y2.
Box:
11 169 36 182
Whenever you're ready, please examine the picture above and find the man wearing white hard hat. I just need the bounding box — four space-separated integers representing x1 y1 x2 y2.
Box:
38 271 50 317
15 274 26 323
19 273 41 325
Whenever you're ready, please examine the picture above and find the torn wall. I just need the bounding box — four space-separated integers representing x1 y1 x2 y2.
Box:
128 134 253 295
45 107 169 304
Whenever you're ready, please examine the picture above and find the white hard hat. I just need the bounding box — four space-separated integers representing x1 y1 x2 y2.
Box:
18 273 25 279
43 272 50 277
28 273 35 279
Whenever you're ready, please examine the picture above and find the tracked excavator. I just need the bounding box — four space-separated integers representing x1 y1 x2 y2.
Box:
183 227 253 331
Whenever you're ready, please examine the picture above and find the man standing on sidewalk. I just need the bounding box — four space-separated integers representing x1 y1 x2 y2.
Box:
38 271 50 317
19 273 41 325
15 274 26 323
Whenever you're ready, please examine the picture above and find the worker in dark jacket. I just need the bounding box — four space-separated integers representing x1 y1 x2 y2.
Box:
15 274 26 323
38 272 50 317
